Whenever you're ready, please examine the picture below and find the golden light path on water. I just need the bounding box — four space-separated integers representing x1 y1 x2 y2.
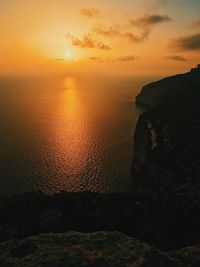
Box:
50 77 102 191
0 75 147 195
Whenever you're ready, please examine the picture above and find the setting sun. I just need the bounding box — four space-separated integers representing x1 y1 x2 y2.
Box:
65 50 72 60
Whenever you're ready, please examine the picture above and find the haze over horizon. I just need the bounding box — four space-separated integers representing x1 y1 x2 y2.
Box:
1 0 200 76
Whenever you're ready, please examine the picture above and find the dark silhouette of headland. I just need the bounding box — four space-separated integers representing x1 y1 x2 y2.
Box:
136 64 200 107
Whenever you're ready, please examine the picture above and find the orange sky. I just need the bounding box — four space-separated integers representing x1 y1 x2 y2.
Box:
1 0 200 76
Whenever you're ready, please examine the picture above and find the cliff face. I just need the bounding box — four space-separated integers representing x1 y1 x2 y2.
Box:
136 68 200 107
133 79 200 191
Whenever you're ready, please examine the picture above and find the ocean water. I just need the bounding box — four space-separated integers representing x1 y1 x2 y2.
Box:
0 74 148 196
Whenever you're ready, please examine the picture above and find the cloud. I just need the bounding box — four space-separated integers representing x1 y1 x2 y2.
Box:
130 14 172 28
67 33 111 50
165 55 187 61
89 55 137 62
89 56 113 62
92 13 171 44
97 42 111 50
169 33 200 51
90 14 171 46
124 30 150 43
67 12 171 52
90 56 101 61
93 25 121 37
80 8 100 18
117 56 137 62
93 25 150 43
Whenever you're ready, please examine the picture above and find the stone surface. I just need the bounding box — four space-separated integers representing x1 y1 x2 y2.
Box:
0 231 180 267
169 244 200 267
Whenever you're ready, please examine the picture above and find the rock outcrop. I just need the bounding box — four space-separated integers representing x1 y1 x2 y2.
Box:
169 244 200 267
136 66 200 107
0 231 181 267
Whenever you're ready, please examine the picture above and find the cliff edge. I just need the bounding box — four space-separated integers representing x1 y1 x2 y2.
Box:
136 65 200 107
133 67 200 191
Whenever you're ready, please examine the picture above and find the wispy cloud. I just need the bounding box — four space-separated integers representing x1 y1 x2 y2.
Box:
93 25 150 43
68 10 171 51
89 55 137 62
117 56 137 62
90 56 101 61
92 25 121 37
80 8 100 18
165 55 187 61
124 30 150 43
91 13 171 45
130 14 171 28
169 33 200 51
67 33 111 50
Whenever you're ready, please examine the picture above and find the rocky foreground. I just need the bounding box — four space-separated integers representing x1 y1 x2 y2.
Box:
0 189 199 266
0 232 181 267
1 67 200 266
0 190 200 251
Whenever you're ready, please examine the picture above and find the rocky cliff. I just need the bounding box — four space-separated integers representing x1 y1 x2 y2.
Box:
133 71 200 191
136 66 200 107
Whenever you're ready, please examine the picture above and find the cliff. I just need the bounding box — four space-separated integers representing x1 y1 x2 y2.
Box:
133 86 200 191
136 66 200 107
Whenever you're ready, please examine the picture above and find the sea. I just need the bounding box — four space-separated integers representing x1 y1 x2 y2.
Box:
0 74 151 196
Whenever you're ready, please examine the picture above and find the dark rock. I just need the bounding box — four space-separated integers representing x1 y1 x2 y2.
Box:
136 66 200 107
0 231 180 267
133 85 200 191
10 240 37 259
0 191 200 251
169 244 200 267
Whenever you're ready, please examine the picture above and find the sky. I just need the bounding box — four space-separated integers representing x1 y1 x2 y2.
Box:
1 0 200 76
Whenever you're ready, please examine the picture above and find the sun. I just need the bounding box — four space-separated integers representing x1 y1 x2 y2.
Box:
65 50 72 60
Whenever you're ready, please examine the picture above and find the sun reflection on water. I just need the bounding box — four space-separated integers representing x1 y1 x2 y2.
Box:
55 77 93 179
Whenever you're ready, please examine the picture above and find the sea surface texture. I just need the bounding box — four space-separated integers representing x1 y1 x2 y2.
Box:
0 75 148 195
